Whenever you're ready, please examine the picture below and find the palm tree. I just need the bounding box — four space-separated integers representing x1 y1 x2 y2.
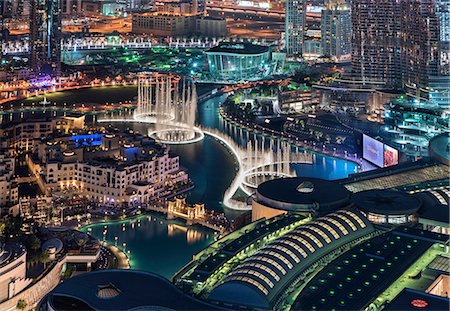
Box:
17 299 27 311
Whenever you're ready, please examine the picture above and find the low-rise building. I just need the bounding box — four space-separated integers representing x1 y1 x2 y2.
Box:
29 130 188 206
0 114 85 152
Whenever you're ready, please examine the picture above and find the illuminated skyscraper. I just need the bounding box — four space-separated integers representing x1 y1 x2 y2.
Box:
29 0 62 77
351 0 449 107
285 0 306 56
321 4 351 60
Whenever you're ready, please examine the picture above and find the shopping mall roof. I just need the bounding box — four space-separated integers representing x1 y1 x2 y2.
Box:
188 214 305 282
256 177 351 213
292 227 449 311
414 188 450 226
45 270 224 311
206 42 269 55
208 210 373 310
384 288 450 311
342 161 449 193
352 190 422 215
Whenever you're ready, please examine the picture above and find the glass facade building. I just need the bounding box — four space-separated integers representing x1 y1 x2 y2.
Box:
285 0 306 56
321 7 351 61
206 43 271 82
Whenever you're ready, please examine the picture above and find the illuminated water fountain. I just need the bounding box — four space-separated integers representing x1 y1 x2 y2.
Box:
133 72 203 144
203 127 313 211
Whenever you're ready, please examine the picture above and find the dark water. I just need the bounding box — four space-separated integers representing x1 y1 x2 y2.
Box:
4 86 359 276
81 214 216 278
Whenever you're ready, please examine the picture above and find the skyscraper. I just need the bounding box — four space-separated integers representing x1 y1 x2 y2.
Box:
351 0 449 107
351 0 400 86
29 0 62 77
285 0 306 56
321 4 351 61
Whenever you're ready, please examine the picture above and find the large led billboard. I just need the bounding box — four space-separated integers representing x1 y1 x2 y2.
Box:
363 134 400 168
363 134 384 167
383 144 399 167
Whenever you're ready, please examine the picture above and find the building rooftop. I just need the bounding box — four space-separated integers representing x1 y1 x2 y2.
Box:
207 42 269 55
209 210 374 309
46 270 224 311
292 227 449 311
181 214 305 283
256 177 351 213
384 288 450 311
342 162 449 193
352 189 422 215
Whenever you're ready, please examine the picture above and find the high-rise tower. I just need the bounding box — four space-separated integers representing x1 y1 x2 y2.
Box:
351 0 449 106
321 2 351 61
29 0 62 77
285 0 306 56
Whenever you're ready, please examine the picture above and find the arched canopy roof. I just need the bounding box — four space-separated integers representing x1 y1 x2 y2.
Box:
208 210 374 309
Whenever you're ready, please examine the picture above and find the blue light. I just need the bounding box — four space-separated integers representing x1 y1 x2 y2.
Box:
70 133 104 147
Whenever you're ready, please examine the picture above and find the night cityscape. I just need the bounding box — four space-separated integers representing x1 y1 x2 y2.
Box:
0 0 449 310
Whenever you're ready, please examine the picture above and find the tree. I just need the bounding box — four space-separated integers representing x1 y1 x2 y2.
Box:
27 234 41 252
16 299 27 310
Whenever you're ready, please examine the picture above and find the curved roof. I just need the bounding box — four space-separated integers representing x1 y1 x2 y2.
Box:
256 177 351 213
206 42 269 55
429 133 450 166
46 270 224 311
208 210 374 309
352 190 422 215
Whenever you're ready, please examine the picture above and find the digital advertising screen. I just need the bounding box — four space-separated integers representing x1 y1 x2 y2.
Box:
363 134 384 167
383 144 399 167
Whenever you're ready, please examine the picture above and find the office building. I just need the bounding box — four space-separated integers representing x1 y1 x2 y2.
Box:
1 0 25 17
61 0 82 16
29 0 62 76
321 5 351 61
285 0 306 56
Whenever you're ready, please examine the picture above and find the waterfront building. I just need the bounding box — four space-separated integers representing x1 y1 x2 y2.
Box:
167 197 205 220
131 12 227 37
29 0 62 77
0 148 19 216
0 243 31 304
285 0 306 57
321 5 351 61
29 130 188 206
205 42 271 81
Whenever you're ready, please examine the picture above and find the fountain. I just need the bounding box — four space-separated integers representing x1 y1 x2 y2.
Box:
202 126 313 211
133 72 204 144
